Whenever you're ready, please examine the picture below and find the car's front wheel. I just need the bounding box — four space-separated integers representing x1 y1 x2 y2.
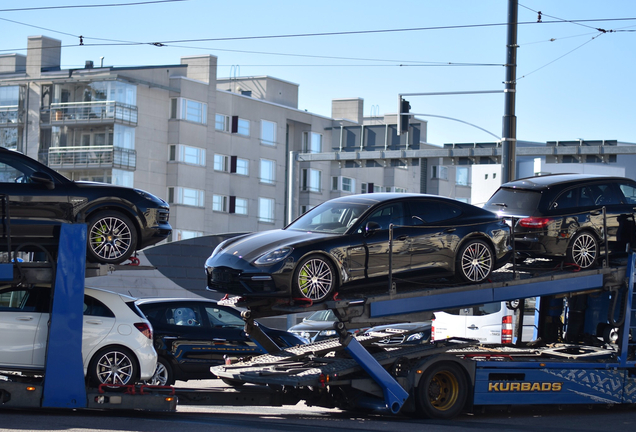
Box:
567 231 598 269
455 239 494 284
87 211 138 264
88 346 139 386
293 255 337 303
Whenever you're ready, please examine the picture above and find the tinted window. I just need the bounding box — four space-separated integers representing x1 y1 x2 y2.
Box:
205 306 244 328
84 295 115 317
139 303 202 326
360 202 406 230
409 200 462 225
441 302 502 316
0 287 49 312
484 188 542 214
618 183 636 204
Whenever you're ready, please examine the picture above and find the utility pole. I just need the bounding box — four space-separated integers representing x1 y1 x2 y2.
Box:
501 0 518 183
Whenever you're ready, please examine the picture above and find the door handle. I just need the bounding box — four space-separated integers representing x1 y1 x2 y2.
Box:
591 210 602 216
396 235 408 241
467 324 479 330
85 320 103 325
16 316 33 321
444 228 456 233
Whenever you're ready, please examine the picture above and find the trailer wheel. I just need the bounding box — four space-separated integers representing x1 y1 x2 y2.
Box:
416 362 468 419
221 378 246 387
147 357 174 386
293 255 336 302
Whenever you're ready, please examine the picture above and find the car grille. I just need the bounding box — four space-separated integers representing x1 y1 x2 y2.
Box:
157 209 169 223
209 267 244 292
377 334 407 345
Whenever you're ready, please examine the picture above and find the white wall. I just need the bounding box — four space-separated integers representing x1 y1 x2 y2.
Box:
470 164 502 207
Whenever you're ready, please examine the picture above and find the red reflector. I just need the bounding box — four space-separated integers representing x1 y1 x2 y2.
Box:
519 217 551 228
134 322 152 339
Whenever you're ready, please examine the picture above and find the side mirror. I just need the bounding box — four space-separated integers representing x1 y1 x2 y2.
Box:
364 221 381 236
30 172 55 190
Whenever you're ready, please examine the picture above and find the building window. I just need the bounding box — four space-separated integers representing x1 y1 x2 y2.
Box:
214 154 229 172
261 120 277 145
258 197 275 223
233 197 248 215
171 98 207 124
215 114 230 131
303 131 323 153
232 117 250 136
235 157 249 175
432 165 448 180
260 159 275 184
332 176 355 193
213 194 228 212
168 187 204 207
301 168 321 192
393 187 407 193
174 229 203 241
169 144 206 166
456 167 469 186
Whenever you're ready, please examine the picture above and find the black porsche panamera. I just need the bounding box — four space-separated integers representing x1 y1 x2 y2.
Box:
0 147 171 264
206 193 512 303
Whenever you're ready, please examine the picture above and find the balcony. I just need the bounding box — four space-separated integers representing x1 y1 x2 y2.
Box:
0 106 22 127
48 145 136 170
40 101 138 127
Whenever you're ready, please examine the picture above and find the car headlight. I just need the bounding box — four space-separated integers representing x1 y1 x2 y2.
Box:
254 247 293 265
319 329 337 337
134 188 157 200
406 332 424 342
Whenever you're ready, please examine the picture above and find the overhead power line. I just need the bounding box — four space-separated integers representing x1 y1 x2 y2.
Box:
0 0 187 12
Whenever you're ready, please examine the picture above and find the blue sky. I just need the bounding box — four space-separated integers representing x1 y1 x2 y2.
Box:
2 0 635 146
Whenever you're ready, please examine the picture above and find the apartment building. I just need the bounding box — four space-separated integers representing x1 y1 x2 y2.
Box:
0 36 426 241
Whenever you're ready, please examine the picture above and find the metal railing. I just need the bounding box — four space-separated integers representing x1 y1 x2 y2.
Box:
48 145 136 170
40 101 138 126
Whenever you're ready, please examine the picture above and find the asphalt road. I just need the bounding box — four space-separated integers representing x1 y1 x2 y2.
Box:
0 380 634 431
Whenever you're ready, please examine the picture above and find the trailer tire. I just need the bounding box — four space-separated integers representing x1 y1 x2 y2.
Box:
416 362 468 419
222 378 246 387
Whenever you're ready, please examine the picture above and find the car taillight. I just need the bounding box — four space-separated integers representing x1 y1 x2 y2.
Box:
518 217 551 228
134 322 152 339
501 315 513 344
431 319 435 342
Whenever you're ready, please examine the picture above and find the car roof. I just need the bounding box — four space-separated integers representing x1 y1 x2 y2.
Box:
135 297 218 306
500 174 633 190
324 192 464 205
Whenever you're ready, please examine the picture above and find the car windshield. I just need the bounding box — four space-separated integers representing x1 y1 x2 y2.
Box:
483 187 542 216
306 310 337 322
287 201 371 233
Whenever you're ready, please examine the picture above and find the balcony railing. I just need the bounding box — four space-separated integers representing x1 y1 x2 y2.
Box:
40 101 138 126
0 106 21 126
48 145 136 170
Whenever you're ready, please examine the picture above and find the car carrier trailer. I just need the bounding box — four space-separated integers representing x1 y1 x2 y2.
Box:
1 222 634 419
208 252 636 419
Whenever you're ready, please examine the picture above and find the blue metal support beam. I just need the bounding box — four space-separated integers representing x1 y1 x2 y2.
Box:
370 273 604 318
343 337 409 414
42 223 87 408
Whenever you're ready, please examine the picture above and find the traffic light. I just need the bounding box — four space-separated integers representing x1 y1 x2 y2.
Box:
397 96 411 136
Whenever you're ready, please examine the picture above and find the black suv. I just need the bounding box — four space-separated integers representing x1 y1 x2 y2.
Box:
483 174 636 269
0 147 171 264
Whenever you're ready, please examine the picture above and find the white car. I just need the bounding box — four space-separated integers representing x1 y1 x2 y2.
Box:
0 285 157 385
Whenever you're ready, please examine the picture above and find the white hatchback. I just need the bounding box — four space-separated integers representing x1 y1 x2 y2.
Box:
0 285 157 385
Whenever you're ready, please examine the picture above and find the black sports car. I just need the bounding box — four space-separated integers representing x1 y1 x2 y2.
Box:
0 147 171 264
206 193 511 302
